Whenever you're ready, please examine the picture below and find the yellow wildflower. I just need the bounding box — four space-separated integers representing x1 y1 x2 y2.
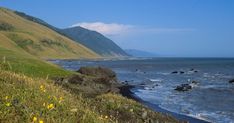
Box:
105 115 108 119
40 85 44 90
59 96 63 101
39 120 44 123
32 116 37 122
5 102 11 107
47 103 54 109
5 96 8 100
129 109 134 112
40 85 46 92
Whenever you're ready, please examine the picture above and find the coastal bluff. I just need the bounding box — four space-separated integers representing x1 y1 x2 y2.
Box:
53 66 183 123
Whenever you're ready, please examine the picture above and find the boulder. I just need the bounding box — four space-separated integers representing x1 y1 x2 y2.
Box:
77 66 116 79
180 71 185 74
171 71 178 74
229 79 234 83
191 81 199 84
175 84 192 91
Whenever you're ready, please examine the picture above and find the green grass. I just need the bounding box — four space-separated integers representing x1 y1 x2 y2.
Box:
0 47 107 123
0 70 105 123
0 47 72 78
91 94 179 123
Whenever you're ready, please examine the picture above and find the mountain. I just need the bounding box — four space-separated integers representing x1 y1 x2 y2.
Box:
0 7 99 59
125 49 159 57
61 26 129 57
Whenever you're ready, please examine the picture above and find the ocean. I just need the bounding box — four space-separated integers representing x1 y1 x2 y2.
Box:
51 58 234 123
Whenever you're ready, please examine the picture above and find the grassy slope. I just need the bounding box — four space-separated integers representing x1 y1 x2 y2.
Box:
0 7 99 59
0 71 104 123
0 46 72 78
0 7 180 123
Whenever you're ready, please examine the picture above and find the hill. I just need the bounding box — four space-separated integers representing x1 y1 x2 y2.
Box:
13 10 129 57
61 26 129 57
0 7 99 59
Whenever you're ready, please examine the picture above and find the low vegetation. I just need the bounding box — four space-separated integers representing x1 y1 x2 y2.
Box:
0 70 104 123
0 23 14 31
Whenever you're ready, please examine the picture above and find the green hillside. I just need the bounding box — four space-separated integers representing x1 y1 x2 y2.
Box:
13 9 129 57
0 7 99 59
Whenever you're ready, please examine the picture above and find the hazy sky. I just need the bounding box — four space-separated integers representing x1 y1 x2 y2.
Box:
1 0 234 57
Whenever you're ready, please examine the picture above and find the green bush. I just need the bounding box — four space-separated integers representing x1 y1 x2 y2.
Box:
0 23 14 31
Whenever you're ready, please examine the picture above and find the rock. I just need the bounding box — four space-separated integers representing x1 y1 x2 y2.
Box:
77 66 116 79
68 75 84 84
171 71 178 74
229 79 234 83
191 81 199 84
175 84 192 91
140 83 146 86
54 66 121 97
180 71 185 74
121 81 127 85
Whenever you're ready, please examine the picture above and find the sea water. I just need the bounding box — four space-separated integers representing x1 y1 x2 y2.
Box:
51 58 234 123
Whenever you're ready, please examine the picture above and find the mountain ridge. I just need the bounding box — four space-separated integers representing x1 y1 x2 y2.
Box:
61 26 129 57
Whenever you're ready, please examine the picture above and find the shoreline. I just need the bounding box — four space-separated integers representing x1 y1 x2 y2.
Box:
119 85 211 123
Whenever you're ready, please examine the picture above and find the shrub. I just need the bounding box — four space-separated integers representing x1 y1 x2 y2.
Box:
0 23 14 31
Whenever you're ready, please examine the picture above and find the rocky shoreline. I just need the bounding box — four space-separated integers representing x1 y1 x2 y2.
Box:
53 66 182 122
119 85 210 123
53 66 212 123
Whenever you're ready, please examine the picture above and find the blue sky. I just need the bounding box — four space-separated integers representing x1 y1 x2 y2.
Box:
1 0 234 57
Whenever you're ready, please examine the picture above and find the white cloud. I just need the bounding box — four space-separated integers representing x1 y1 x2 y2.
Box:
71 22 133 36
71 22 195 36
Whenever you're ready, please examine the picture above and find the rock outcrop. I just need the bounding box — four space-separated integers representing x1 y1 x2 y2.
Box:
54 66 121 97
